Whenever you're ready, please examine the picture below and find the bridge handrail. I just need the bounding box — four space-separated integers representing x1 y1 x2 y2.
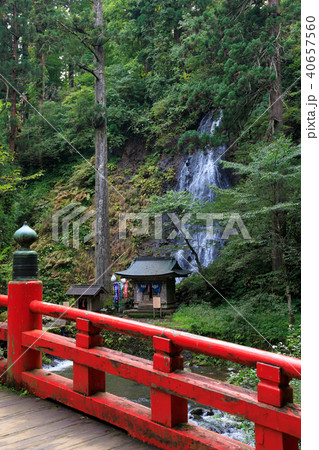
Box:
0 225 301 449
20 327 300 438
29 299 301 379
0 288 301 449
0 294 8 308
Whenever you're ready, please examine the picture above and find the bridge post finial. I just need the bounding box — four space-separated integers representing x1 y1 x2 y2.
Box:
12 222 38 280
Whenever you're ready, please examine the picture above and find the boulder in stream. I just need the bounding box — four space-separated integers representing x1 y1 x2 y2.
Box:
190 407 204 417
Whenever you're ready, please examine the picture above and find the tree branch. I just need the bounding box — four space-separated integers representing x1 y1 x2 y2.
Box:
175 225 203 269
77 63 99 80
183 234 203 269
55 18 100 61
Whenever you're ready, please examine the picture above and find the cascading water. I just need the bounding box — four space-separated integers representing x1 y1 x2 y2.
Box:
175 110 230 269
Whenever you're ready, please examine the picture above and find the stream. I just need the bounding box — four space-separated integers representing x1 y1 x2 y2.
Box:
44 357 255 446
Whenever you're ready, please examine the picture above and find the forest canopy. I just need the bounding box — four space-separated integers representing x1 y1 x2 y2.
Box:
0 0 301 348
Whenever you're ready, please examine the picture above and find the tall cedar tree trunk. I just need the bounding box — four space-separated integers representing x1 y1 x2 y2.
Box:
269 0 284 271
268 1 294 323
94 0 111 294
9 3 18 155
268 0 283 133
69 64 74 88
39 51 45 105
38 51 45 168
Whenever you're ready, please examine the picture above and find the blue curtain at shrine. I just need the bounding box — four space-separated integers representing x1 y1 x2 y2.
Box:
151 283 161 293
138 283 148 292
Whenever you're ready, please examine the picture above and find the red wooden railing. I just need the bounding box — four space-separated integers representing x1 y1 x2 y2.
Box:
0 281 301 450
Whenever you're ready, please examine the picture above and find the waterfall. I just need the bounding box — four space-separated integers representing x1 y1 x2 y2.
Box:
175 110 230 269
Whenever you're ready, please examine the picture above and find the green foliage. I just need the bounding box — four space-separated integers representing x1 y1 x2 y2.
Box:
172 300 301 404
175 136 300 323
178 130 221 153
129 153 174 196
42 353 52 366
0 247 12 291
0 382 30 396
18 100 73 168
0 0 301 361
0 145 43 289
0 0 301 161
146 190 203 252
0 147 43 191
102 330 154 360
171 300 300 349
228 367 259 391
172 302 230 337
227 324 301 403
271 324 301 359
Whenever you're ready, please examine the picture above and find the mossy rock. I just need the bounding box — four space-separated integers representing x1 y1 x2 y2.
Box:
0 311 8 322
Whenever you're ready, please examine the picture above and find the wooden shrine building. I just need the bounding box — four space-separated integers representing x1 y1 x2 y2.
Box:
115 257 190 313
66 284 107 312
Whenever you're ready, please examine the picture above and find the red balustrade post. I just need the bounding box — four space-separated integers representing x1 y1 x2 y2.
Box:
255 362 299 450
151 336 188 427
7 223 42 387
73 318 105 395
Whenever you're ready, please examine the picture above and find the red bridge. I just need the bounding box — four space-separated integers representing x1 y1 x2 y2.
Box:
0 281 301 450
0 225 301 449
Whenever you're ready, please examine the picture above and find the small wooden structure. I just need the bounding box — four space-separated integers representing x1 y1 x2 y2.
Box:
66 284 107 312
115 257 190 313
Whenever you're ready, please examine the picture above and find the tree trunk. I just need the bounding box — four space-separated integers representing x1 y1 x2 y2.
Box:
9 3 18 155
69 64 74 88
9 86 17 155
282 259 295 324
269 0 285 269
271 215 283 271
40 51 45 105
268 0 282 134
285 283 294 324
93 0 111 294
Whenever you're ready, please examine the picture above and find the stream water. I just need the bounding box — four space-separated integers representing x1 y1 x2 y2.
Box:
175 110 231 269
44 357 255 446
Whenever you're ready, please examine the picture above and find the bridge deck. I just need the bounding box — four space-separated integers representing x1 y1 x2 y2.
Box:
0 388 155 449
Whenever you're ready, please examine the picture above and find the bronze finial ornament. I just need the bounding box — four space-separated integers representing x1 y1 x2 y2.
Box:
12 222 38 280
